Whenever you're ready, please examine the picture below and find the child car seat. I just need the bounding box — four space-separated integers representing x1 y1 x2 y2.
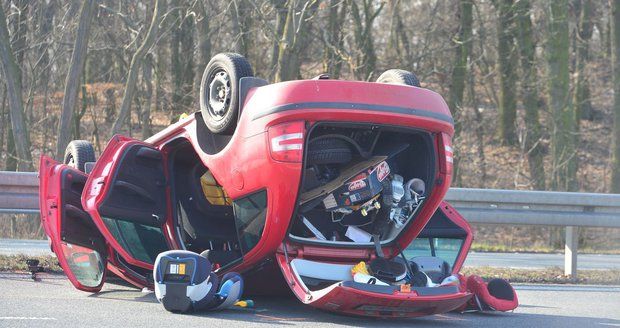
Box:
466 275 518 312
154 250 243 313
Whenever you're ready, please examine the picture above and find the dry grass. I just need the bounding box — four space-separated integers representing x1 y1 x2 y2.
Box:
0 254 62 273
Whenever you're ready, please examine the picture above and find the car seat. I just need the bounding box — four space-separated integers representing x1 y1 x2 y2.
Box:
154 250 243 313
465 275 518 312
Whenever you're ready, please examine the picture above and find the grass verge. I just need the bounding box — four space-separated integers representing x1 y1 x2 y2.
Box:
0 254 62 273
470 243 620 255
462 266 620 285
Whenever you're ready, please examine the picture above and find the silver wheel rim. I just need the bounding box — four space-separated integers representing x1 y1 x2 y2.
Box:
208 70 231 121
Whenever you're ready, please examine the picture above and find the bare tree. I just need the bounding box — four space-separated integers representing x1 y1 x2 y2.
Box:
0 3 32 171
447 0 473 183
275 0 319 82
495 0 518 145
515 0 546 190
612 0 620 193
349 0 384 80
574 0 594 121
112 0 162 135
547 0 577 191
56 0 96 160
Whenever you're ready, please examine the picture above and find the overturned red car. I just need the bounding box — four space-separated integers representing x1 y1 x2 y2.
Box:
38 53 518 317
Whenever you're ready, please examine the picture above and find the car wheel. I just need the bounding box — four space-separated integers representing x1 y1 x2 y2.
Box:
200 53 254 134
307 138 352 165
376 69 420 87
64 140 96 172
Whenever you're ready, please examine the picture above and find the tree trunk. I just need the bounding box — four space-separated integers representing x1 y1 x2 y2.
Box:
349 0 383 80
112 0 162 135
170 3 195 119
611 0 620 192
547 0 577 191
447 0 473 183
322 0 346 78
0 3 32 170
496 0 518 145
142 53 153 139
269 0 287 80
574 0 594 121
230 0 252 58
154 0 168 113
275 0 319 82
56 0 95 160
447 0 473 118
515 0 546 190
195 0 211 94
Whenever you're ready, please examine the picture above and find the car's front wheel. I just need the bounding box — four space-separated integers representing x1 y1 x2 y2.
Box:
64 140 96 172
199 53 254 134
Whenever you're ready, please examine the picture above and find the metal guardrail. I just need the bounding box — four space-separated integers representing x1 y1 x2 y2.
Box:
445 188 620 228
1 171 619 276
0 172 38 214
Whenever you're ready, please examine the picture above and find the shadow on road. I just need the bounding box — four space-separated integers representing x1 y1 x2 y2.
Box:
84 284 620 327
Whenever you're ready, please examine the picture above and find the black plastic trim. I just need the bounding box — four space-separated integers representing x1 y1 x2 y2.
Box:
252 101 454 125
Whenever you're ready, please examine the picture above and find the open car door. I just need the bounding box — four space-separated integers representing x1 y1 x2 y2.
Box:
274 201 472 317
39 156 107 292
82 136 174 270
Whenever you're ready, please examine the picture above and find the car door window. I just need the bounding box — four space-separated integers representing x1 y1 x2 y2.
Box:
233 190 267 254
102 217 169 264
60 242 105 288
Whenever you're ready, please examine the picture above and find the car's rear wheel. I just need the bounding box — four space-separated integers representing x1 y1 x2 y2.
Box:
64 140 96 172
200 53 254 134
376 69 420 87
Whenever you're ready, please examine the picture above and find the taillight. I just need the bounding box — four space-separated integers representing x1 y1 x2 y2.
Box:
268 121 305 162
438 132 453 175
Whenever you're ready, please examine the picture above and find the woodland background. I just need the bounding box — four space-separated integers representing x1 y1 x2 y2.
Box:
1 0 620 252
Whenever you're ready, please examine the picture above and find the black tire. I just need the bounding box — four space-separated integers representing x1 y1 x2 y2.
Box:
200 53 254 134
64 140 96 172
376 69 420 87
307 138 352 165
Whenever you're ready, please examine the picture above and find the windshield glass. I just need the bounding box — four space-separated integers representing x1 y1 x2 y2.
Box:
60 242 104 287
102 217 168 264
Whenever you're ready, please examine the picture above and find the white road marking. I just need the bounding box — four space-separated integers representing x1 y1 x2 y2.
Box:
0 317 57 320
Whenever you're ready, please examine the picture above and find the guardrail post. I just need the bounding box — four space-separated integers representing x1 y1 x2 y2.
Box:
564 226 578 277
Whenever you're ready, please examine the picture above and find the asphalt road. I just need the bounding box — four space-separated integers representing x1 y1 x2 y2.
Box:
0 273 618 328
3 239 620 270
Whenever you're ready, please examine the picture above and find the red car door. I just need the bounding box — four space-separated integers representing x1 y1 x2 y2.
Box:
82 136 175 270
39 156 108 292
274 201 472 317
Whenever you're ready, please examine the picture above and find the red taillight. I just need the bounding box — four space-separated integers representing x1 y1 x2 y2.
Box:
268 121 305 162
438 132 453 175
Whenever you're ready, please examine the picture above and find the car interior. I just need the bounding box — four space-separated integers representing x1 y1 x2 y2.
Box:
289 122 437 246
289 207 467 294
166 139 243 268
